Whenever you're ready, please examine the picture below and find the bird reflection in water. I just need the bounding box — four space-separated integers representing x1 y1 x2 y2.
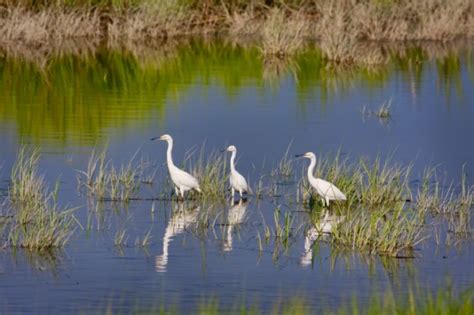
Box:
300 212 344 267
155 201 200 273
223 199 248 252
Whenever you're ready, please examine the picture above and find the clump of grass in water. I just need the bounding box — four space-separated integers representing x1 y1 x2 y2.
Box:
297 153 472 256
10 147 44 203
258 206 302 255
330 204 427 257
77 146 143 202
5 147 75 250
296 152 412 209
361 99 392 119
184 145 228 201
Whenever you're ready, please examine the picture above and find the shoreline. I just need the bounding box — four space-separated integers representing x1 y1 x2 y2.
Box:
1 1 473 62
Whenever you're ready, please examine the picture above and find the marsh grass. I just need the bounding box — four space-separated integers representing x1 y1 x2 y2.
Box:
2 0 472 58
5 147 75 250
296 152 413 209
332 286 474 315
330 204 426 257
184 145 229 201
293 151 472 256
260 9 307 56
374 100 392 118
77 146 143 202
258 206 303 253
114 228 128 247
361 99 392 119
116 285 473 314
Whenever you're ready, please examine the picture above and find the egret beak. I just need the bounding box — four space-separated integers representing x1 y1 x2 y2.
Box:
220 148 227 153
150 136 164 141
294 154 304 158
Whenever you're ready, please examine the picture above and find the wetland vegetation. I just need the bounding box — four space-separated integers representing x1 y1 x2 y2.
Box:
0 7 473 312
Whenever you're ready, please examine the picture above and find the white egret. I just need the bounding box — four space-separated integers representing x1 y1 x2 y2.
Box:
222 145 249 199
155 202 200 273
151 134 201 199
223 199 248 252
296 152 346 207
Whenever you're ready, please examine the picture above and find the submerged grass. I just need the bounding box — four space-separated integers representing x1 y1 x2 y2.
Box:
4 147 75 250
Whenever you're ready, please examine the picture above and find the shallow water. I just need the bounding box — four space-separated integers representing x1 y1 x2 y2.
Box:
0 40 473 313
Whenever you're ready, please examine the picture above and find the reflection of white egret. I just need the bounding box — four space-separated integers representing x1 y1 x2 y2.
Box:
223 199 248 252
295 152 346 207
151 134 201 199
222 145 249 199
155 202 200 273
300 212 343 266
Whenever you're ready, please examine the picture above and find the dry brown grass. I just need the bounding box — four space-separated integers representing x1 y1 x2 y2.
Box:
260 9 307 56
106 0 200 44
0 6 101 46
0 0 472 58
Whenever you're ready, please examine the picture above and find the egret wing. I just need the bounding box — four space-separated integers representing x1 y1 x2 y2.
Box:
171 167 200 190
315 178 346 201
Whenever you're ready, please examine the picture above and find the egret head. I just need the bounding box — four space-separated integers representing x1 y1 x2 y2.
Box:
225 145 237 152
295 152 316 160
221 145 237 153
151 134 172 142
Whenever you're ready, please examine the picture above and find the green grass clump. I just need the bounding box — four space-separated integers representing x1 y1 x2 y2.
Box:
77 146 143 202
329 204 426 257
185 146 229 201
295 152 472 256
5 147 75 250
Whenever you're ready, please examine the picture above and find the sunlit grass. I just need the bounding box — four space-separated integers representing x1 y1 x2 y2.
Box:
77 146 143 202
292 151 472 256
184 145 229 201
5 147 75 250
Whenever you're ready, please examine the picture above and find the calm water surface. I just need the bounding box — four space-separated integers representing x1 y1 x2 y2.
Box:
0 40 473 313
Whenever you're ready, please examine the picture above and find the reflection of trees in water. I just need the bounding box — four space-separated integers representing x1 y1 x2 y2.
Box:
0 39 471 145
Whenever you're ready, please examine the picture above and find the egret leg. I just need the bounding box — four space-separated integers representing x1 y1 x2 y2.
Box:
174 187 179 200
325 197 330 208
231 188 235 199
179 188 185 200
321 197 326 207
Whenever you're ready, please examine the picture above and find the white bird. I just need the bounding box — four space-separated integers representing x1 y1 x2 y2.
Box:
223 199 248 252
155 202 200 273
222 145 249 199
296 152 346 207
151 134 201 199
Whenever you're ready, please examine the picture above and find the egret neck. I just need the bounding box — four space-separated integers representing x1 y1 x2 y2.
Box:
165 138 175 172
307 155 317 180
230 149 237 173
